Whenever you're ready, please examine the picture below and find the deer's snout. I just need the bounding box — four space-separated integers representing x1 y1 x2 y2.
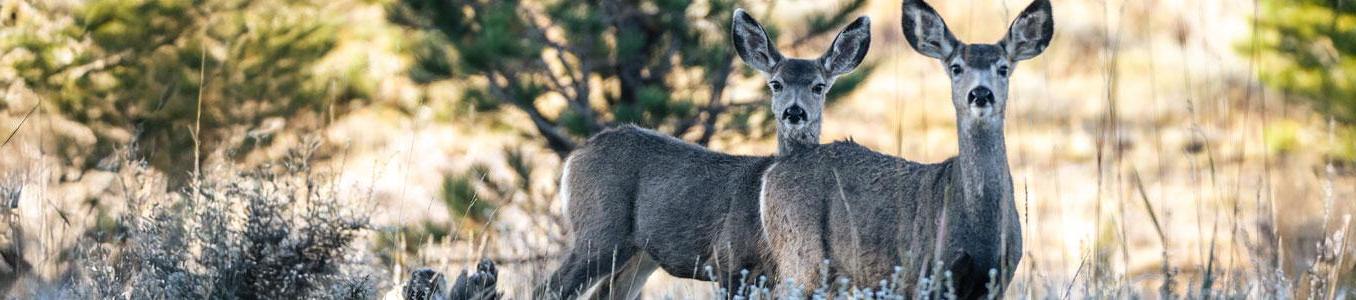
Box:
782 105 808 125
968 87 994 107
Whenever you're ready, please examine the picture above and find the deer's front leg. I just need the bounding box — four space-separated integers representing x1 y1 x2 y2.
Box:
760 174 828 296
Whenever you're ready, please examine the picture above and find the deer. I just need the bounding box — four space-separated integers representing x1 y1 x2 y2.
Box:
534 9 871 300
759 0 1052 298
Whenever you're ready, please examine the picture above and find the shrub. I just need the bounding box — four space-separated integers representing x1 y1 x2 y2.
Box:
58 148 380 299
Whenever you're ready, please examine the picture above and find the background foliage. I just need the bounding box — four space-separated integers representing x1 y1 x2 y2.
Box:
388 0 873 158
1252 0 1355 123
1250 0 1356 160
3 0 371 183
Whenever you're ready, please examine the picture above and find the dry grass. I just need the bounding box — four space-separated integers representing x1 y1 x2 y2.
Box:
1 0 1354 298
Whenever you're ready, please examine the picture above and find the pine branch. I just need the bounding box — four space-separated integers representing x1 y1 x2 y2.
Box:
485 71 577 158
789 0 869 49
697 56 735 146
521 5 601 135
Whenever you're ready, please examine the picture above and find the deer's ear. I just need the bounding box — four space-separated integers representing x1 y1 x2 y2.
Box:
901 0 958 59
820 16 871 77
1001 0 1053 61
732 8 783 73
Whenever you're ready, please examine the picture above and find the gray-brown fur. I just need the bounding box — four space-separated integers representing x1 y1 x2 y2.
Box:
534 10 871 299
760 0 1052 298
540 126 775 298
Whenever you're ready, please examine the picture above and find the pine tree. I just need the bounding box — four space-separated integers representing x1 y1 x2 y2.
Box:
3 0 368 181
390 0 874 158
1249 0 1356 160
1251 0 1356 124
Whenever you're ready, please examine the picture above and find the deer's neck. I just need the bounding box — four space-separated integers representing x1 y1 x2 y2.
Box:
777 122 820 155
953 120 1012 205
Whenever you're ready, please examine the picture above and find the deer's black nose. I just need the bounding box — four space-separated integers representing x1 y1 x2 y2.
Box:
783 105 807 124
968 87 994 107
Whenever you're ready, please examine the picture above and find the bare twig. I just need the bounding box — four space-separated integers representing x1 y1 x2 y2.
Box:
1062 252 1090 300
1326 215 1350 300
193 29 208 192
1132 169 1173 297
0 101 38 150
1131 170 1168 247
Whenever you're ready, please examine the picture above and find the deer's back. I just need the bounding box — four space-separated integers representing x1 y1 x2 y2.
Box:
566 125 775 278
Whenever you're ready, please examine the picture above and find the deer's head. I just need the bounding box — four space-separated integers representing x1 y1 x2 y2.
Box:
901 0 1052 128
733 9 871 153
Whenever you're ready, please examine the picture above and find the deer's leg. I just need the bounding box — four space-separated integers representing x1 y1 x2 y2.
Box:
536 201 639 299
587 252 659 300
768 229 826 297
536 240 638 300
761 180 827 296
538 146 644 299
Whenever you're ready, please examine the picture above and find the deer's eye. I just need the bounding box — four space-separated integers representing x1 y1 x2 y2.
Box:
812 83 827 94
997 66 1010 77
769 81 783 92
949 64 964 76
